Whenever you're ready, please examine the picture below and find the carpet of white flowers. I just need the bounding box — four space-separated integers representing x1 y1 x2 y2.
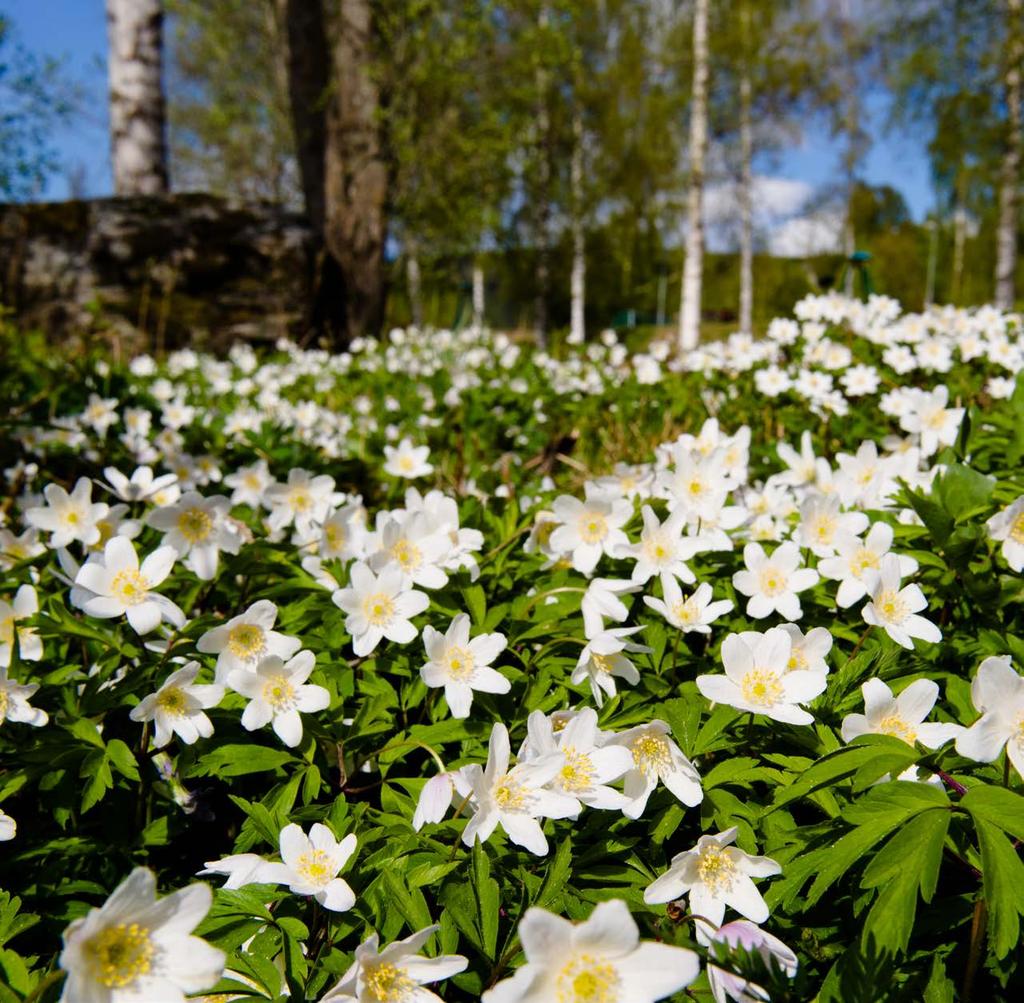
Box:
2 292 1024 1002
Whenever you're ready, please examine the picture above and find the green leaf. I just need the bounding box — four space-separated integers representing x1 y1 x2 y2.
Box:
106 739 140 782
933 462 995 521
975 818 1024 959
462 585 487 627
190 745 295 778
861 807 950 903
960 783 1024 842
536 835 572 910
471 840 500 959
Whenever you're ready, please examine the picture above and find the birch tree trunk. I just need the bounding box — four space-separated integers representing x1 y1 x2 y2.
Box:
406 238 423 329
533 4 552 348
952 196 967 305
924 217 938 308
843 215 855 296
472 260 485 328
738 4 754 335
323 0 388 341
106 0 168 195
995 0 1022 311
678 0 709 352
569 104 586 346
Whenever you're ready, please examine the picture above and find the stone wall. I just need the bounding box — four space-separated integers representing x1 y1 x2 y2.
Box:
0 194 317 352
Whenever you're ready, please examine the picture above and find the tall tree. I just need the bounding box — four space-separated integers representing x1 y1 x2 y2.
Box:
995 0 1022 309
167 0 298 203
107 0 169 195
679 0 709 351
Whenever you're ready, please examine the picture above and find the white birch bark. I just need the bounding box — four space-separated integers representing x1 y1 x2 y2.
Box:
472 261 485 329
106 0 168 195
952 199 967 305
406 238 423 330
678 0 709 352
995 0 1022 310
738 5 754 335
569 105 586 345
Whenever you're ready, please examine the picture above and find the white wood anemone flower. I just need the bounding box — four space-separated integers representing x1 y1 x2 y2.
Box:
605 720 703 819
197 853 271 890
0 667 49 727
841 677 962 750
696 628 826 725
520 708 634 813
197 599 302 685
572 626 651 707
861 554 941 650
986 495 1024 573
331 561 430 657
0 584 43 667
321 924 468 1002
146 491 241 580
227 650 329 748
453 722 578 856
644 578 733 635
707 920 798 1003
259 823 358 911
58 866 224 1003
0 808 14 841
481 898 700 1003
420 612 509 718
644 827 782 946
384 438 433 478
956 656 1024 778
25 477 110 549
548 490 633 575
129 662 225 748
731 541 819 621
74 536 185 635
817 521 917 608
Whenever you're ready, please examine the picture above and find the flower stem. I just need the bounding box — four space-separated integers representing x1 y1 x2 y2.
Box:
22 970 65 1003
960 896 987 1002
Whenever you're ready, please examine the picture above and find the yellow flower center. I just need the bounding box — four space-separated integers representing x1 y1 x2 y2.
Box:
688 479 704 497
786 647 808 672
644 537 670 562
444 645 475 681
390 538 422 571
177 507 213 544
365 962 415 1001
363 592 395 627
926 409 948 430
672 596 699 625
156 687 187 717
64 509 82 526
878 714 917 744
289 489 312 512
399 456 416 473
227 623 266 660
852 547 879 576
558 746 595 792
245 473 262 490
812 517 835 543
758 566 786 596
85 922 154 989
110 569 150 606
875 589 908 624
631 732 671 777
741 669 784 708
0 689 8 718
1010 513 1024 545
578 513 609 544
697 846 738 894
296 849 333 885
262 674 295 712
324 524 345 552
589 652 615 676
492 775 527 810
556 954 620 1003
0 616 14 646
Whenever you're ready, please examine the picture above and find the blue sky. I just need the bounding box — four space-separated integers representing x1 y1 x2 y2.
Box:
4 0 935 222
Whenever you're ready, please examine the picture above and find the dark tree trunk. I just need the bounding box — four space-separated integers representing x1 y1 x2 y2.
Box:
276 0 387 344
324 0 388 342
277 0 329 233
